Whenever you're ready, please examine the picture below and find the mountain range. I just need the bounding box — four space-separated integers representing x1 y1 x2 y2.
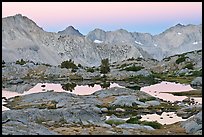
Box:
2 14 202 66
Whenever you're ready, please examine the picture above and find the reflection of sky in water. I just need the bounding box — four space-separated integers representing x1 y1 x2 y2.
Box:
25 82 123 95
140 112 191 125
2 83 122 111
140 81 202 103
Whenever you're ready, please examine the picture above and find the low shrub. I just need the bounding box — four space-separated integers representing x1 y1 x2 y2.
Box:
61 59 78 69
87 67 95 73
16 59 27 65
175 55 188 64
183 62 194 69
126 117 140 124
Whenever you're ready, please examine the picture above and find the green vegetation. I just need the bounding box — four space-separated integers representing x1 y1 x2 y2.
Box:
139 97 156 103
152 71 194 84
123 65 144 72
127 57 135 61
105 119 126 125
100 82 110 89
69 74 83 80
124 75 158 85
140 121 162 129
16 59 27 65
42 63 52 67
2 60 5 67
183 62 194 69
175 55 188 64
86 67 95 73
126 117 140 124
61 59 78 69
163 89 202 97
77 63 82 68
100 58 110 74
126 117 162 129
148 102 181 111
190 69 202 77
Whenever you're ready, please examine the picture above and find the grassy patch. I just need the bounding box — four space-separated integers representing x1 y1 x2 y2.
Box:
148 102 181 111
126 117 140 124
124 75 158 85
183 62 194 69
69 74 83 80
126 117 162 129
189 70 202 77
140 121 162 129
163 90 202 97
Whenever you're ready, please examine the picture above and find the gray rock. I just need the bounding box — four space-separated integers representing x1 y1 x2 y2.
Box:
191 77 202 86
101 107 108 113
8 78 24 84
181 111 202 134
2 120 59 135
105 114 126 125
145 100 160 106
115 108 125 112
116 123 154 130
111 95 137 107
92 87 151 99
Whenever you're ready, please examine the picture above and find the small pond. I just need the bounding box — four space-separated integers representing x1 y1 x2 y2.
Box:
140 81 202 104
2 81 202 126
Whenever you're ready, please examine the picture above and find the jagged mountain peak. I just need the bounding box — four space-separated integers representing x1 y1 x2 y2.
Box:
58 26 83 37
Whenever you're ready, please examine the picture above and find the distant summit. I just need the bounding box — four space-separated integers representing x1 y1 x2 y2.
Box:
58 26 83 37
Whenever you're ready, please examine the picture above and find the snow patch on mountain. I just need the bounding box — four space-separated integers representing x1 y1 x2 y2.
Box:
135 41 143 45
94 40 103 43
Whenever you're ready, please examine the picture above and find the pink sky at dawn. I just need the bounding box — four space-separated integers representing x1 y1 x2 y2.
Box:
2 2 202 35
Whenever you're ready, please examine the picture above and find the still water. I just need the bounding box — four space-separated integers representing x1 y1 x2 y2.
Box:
141 81 202 103
2 81 202 125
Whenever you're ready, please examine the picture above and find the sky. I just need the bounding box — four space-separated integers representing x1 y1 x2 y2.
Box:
2 2 202 35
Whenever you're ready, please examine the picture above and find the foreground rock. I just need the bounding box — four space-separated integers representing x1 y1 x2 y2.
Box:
180 111 202 135
2 119 59 135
